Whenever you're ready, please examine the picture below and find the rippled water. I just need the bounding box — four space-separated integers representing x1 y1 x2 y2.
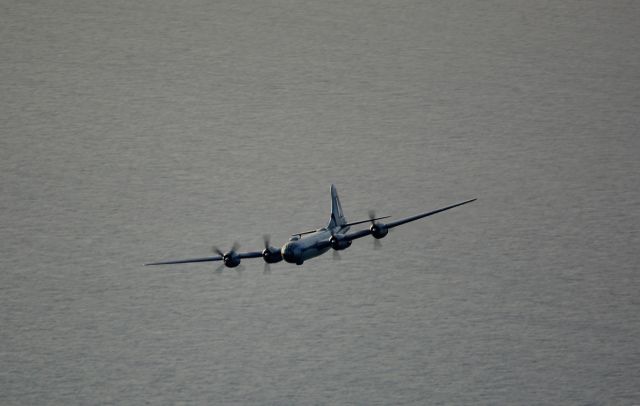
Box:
2 1 639 404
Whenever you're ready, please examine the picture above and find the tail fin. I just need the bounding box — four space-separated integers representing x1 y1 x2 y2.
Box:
328 184 347 228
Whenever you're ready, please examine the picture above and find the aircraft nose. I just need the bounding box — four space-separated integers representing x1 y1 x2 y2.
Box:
281 242 300 264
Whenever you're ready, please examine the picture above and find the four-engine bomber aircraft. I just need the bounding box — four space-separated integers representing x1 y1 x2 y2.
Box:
145 185 475 270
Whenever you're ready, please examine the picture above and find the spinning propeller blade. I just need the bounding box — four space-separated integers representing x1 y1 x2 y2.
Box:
369 210 383 250
230 241 240 253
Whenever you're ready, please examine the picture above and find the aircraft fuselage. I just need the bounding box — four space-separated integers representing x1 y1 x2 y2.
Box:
281 227 347 265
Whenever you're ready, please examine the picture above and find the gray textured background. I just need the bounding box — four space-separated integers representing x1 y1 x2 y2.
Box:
2 1 639 404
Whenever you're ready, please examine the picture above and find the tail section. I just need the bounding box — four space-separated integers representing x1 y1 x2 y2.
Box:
328 184 347 229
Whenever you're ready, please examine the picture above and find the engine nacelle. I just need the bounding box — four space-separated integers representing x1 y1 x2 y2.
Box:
262 247 283 264
330 235 352 250
370 223 388 239
223 252 241 268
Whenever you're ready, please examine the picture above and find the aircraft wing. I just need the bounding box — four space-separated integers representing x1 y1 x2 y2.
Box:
145 256 223 266
384 198 476 229
238 251 264 259
145 251 262 266
340 198 477 242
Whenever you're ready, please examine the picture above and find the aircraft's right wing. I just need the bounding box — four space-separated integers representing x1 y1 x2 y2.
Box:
145 255 223 266
145 251 262 266
340 198 477 243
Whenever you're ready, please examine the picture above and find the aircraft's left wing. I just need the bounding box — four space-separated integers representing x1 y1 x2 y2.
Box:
384 198 476 229
340 198 477 243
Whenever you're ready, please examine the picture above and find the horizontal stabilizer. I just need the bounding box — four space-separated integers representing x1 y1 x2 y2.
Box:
291 229 318 237
342 216 390 228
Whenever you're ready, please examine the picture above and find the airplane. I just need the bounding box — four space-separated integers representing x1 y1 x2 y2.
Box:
145 185 475 271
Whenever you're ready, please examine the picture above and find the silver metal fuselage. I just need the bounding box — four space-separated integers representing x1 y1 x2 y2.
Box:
280 226 348 265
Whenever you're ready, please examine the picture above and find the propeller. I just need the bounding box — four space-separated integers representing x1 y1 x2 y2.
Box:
212 245 224 256
212 242 242 269
333 249 341 261
263 235 272 273
369 210 384 250
262 234 283 271
373 238 382 250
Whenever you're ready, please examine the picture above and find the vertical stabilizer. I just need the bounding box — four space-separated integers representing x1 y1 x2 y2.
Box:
328 184 347 228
